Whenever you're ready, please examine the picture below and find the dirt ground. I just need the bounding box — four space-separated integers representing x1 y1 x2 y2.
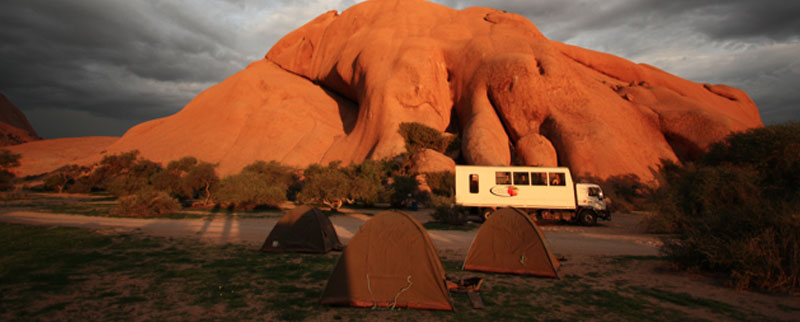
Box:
0 202 659 256
1 194 798 320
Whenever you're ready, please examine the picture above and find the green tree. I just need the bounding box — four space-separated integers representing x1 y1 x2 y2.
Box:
85 150 150 190
297 162 353 211
152 157 219 205
184 162 218 205
242 160 296 187
44 164 86 193
345 159 394 206
213 173 286 210
0 149 21 191
212 160 294 210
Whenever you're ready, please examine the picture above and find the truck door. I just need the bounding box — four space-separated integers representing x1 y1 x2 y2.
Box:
469 174 479 193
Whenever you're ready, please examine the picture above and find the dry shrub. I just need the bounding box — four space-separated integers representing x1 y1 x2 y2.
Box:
112 189 180 217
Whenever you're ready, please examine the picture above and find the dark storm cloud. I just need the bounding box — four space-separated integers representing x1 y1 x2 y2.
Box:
436 0 800 42
0 0 261 137
434 0 800 125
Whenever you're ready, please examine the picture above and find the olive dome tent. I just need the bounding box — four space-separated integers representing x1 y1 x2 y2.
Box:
463 207 560 278
260 205 342 253
320 210 452 311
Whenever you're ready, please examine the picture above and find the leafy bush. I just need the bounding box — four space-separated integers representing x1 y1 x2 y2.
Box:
398 122 452 154
576 174 650 213
389 175 419 208
112 189 181 217
429 194 468 226
213 172 286 211
346 159 394 205
0 170 14 192
425 171 454 198
0 149 21 191
107 174 150 197
44 165 86 193
0 149 21 169
650 122 800 293
66 179 92 194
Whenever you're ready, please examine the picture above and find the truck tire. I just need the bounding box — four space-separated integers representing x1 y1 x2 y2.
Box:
480 208 494 222
579 209 598 226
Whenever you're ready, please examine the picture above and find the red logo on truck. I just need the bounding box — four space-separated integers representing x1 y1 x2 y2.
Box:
490 186 518 197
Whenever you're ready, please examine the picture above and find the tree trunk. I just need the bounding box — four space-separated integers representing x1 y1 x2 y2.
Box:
203 182 211 205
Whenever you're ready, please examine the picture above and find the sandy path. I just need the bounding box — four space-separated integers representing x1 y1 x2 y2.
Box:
0 209 659 257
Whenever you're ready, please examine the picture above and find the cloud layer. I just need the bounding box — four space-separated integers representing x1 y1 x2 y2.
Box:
1 0 797 138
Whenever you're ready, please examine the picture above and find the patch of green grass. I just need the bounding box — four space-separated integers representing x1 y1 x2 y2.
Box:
114 296 148 305
0 223 780 321
777 303 800 312
629 286 761 321
441 259 463 272
0 224 114 292
35 302 70 315
423 221 478 231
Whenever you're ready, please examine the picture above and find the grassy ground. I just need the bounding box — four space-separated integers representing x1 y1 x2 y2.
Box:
0 222 784 321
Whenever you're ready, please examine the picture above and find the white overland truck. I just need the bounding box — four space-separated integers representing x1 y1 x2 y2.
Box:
454 165 610 225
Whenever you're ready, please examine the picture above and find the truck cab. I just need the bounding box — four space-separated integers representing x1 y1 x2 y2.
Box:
575 183 611 221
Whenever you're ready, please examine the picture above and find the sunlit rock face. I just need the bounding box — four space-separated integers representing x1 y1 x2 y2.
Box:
107 0 762 179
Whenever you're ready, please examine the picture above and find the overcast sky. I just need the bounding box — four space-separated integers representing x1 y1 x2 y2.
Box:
1 0 798 138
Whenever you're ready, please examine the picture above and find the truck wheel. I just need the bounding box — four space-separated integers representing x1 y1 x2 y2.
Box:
579 209 598 226
481 208 494 222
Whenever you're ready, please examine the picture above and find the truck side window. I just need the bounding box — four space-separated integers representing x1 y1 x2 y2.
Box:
469 174 479 193
531 172 547 186
495 172 511 185
588 187 599 197
549 172 565 186
513 172 530 185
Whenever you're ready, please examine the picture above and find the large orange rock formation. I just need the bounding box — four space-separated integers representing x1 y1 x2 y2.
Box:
105 0 761 179
0 93 40 147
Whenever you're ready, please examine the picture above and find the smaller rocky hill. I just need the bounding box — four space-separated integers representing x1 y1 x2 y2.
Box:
0 93 40 147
